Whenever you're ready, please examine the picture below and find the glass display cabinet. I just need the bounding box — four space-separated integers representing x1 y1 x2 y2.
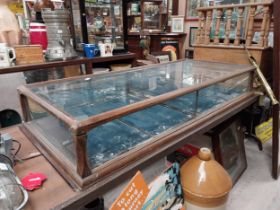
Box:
126 0 169 34
70 0 126 52
18 60 255 189
142 0 168 32
126 0 142 34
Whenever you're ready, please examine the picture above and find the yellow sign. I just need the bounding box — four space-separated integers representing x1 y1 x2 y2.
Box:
110 171 149 210
8 2 24 14
255 118 272 144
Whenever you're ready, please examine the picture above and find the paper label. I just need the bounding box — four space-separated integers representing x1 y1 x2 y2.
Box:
110 171 149 210
0 163 8 171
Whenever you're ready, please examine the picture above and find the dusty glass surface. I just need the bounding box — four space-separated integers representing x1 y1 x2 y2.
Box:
27 60 252 169
30 60 246 120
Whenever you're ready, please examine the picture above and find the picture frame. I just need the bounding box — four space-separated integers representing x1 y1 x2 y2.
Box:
189 27 198 47
211 117 247 184
171 16 184 33
160 40 179 61
185 0 202 20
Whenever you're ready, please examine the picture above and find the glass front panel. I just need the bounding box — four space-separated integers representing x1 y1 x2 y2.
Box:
86 72 251 168
85 0 124 50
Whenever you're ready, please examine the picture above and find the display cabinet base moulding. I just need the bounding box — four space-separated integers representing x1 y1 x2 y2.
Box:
18 59 256 190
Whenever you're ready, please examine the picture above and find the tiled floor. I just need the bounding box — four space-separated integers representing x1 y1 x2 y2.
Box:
227 140 280 210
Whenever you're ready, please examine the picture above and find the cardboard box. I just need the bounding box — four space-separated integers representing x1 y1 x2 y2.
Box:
14 45 44 65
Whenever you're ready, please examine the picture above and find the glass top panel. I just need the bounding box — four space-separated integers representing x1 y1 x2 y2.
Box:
30 60 250 121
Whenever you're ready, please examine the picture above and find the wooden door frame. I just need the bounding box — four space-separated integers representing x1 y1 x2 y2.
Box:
272 0 279 179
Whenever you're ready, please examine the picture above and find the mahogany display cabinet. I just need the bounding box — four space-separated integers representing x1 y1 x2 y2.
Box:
18 59 255 190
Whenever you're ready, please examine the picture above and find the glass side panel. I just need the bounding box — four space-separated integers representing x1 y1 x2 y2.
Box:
86 72 251 168
26 99 76 167
30 60 249 121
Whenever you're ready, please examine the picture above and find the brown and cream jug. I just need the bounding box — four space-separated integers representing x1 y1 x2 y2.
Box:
181 148 233 210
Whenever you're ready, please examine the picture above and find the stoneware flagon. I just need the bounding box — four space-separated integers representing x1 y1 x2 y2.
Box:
181 148 233 210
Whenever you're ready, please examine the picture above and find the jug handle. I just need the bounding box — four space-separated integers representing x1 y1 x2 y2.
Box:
94 49 99 56
8 48 16 62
